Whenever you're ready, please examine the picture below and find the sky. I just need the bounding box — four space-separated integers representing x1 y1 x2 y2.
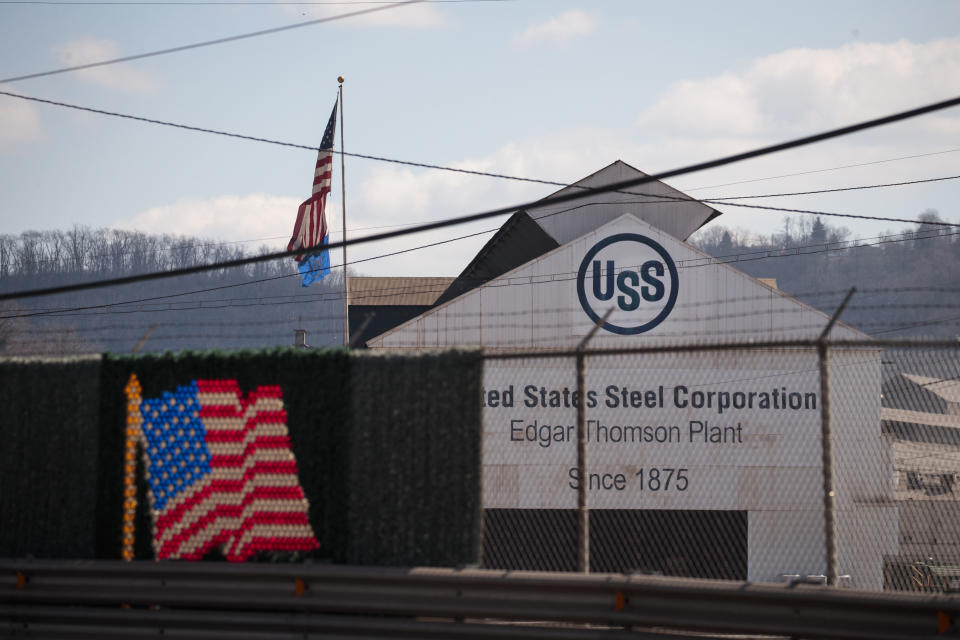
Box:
1 0 959 278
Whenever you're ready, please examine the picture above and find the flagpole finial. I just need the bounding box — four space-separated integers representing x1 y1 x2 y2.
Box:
337 75 344 84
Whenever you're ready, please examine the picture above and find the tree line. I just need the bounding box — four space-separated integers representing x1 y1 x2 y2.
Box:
1 211 956 357
0 227 345 356
689 211 960 338
0 226 289 282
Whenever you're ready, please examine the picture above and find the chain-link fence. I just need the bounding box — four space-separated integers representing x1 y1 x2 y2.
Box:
477 338 960 593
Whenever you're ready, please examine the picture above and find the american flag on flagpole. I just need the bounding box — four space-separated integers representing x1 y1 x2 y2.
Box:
288 101 338 285
130 375 319 561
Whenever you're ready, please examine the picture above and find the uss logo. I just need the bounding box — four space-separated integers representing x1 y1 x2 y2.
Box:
576 233 679 335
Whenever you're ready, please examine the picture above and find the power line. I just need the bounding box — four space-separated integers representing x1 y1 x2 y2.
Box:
1 225 497 318
701 198 960 229
7 227 958 320
8 169 957 274
5 85 960 230
1 0 505 4
7 88 960 210
683 148 960 191
7 88 959 234
6 206 959 321
701 175 960 201
1 92 959 304
0 89 584 188
0 0 423 83
3 191 959 319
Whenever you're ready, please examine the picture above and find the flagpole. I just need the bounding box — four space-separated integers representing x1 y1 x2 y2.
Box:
338 76 349 347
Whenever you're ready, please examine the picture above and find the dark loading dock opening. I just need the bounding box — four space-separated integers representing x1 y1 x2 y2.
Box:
482 509 747 580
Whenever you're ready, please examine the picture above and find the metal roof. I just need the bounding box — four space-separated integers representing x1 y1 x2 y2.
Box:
881 351 960 444
432 211 559 307
527 160 722 245
347 277 453 307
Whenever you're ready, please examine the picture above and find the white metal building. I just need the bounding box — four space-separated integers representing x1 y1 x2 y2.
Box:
365 161 897 588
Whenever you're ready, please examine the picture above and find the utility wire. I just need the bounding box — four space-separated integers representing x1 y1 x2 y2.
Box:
5 199 957 320
5 199 959 321
701 198 960 228
701 175 960 201
683 148 960 191
0 0 423 83
6 88 960 209
1 0 504 4
4 89 959 234
1 92 959 303
6 227 958 320
2 225 496 318
10 172 959 272
4 87 960 235
0 88 588 188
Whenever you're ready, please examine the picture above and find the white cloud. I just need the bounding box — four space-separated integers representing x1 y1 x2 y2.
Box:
341 38 960 276
512 10 596 49
352 135 604 229
630 36 960 241
278 0 450 29
0 86 43 150
54 37 157 92
637 37 960 139
115 194 307 246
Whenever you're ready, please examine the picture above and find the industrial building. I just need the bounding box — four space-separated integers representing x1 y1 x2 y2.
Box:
356 161 898 588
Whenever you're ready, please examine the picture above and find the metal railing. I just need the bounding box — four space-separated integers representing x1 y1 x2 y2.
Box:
3 559 960 639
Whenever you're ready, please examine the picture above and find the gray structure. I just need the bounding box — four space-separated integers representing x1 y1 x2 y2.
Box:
360 161 896 588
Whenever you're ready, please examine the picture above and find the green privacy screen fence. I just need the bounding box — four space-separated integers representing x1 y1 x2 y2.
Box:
0 348 483 567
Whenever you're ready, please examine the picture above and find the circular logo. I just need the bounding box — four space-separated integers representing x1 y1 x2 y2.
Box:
576 233 679 335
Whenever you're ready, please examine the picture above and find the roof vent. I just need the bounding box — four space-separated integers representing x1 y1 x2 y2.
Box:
293 329 308 349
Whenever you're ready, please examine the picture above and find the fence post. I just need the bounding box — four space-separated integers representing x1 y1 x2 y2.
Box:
575 350 589 573
818 288 855 586
576 308 613 573
817 341 838 586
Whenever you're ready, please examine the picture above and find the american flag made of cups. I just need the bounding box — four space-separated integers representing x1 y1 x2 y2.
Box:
124 374 318 561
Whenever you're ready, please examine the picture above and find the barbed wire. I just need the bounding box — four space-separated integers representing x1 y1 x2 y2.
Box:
13 313 960 341
12 284 960 322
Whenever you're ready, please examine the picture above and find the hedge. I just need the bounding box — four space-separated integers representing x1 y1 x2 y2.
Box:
0 356 103 559
1 348 482 567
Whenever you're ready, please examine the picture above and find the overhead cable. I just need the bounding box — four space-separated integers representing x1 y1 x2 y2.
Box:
3 89 958 233
2 226 496 318
5 88 960 205
700 175 960 201
700 199 960 228
683 148 960 191
0 0 423 83
11 166 959 274
2 0 505 4
1 92 959 303
6 227 959 320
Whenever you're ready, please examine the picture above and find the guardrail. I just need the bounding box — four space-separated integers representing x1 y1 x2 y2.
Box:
3 560 960 639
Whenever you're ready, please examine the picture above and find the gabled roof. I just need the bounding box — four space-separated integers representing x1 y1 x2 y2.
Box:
881 352 960 444
431 160 720 309
366 213 869 349
348 277 453 306
527 160 722 246
433 211 559 307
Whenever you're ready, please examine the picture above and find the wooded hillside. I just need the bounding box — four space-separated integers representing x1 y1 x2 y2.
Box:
1 213 956 356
